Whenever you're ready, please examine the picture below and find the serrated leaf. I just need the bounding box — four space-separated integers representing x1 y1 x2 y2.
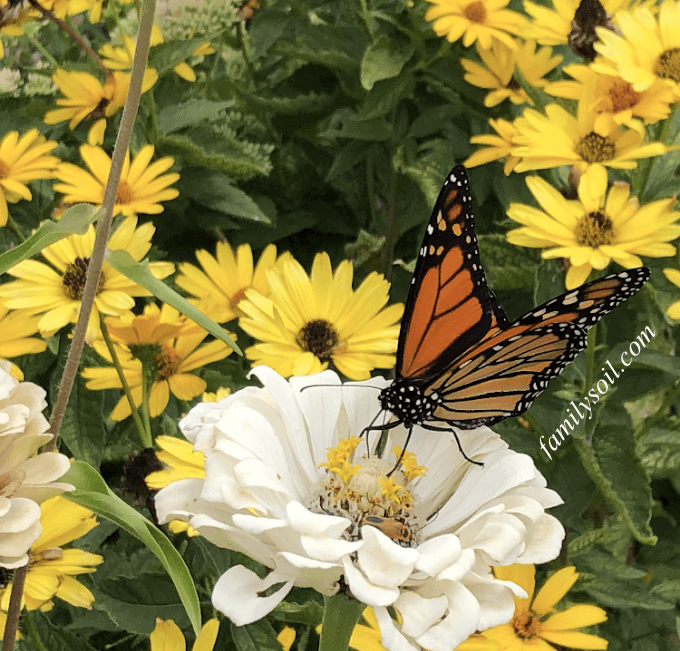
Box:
232 619 282 651
61 462 201 635
106 250 241 355
147 38 207 75
0 203 97 275
477 234 539 290
650 580 680 603
639 427 680 476
584 580 675 610
273 25 364 71
158 100 234 134
360 36 414 90
26 611 98 651
250 8 295 58
575 418 656 545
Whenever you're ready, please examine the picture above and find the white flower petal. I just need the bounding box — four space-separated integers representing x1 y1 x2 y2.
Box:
414 534 462 575
212 565 294 625
343 557 400 606
395 592 448 637
356 526 419 587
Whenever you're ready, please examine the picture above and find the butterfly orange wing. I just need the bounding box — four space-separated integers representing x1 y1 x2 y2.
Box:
397 166 508 380
425 268 650 428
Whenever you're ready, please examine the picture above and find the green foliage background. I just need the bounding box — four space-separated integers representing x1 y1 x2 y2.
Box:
2 0 680 648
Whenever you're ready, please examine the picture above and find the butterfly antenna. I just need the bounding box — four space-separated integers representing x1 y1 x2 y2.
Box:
299 384 384 393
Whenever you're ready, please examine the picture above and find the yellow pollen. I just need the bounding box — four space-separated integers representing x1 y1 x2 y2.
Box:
62 256 105 300
654 48 680 83
512 611 542 639
379 476 404 503
116 180 134 205
0 159 9 180
464 0 487 23
576 211 615 247
393 448 428 481
576 132 616 163
608 79 641 112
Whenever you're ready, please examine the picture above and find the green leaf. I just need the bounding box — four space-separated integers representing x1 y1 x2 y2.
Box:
105 250 241 355
0 203 97 275
477 234 540 290
177 168 271 224
25 611 98 651
270 600 324 626
639 427 680 476
320 108 391 141
250 8 295 58
232 619 282 651
147 38 207 75
358 74 413 120
61 461 202 634
650 580 680 603
574 418 656 545
158 100 234 134
360 36 414 90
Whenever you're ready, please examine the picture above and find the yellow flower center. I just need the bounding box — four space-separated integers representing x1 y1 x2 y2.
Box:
512 611 542 639
464 0 487 23
654 48 680 83
608 79 642 112
154 345 181 380
315 438 428 546
62 257 105 301
296 319 340 361
116 180 134 205
576 132 616 163
577 211 615 246
0 159 9 180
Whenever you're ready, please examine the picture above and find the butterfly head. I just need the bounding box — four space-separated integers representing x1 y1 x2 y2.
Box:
379 378 441 427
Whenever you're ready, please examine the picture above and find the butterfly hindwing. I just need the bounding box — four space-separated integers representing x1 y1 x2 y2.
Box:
397 165 508 380
425 268 650 428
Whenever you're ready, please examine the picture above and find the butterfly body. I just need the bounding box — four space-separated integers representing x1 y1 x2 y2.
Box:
371 165 649 457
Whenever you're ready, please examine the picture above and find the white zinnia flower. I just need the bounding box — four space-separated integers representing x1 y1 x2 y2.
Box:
0 361 72 568
155 367 565 651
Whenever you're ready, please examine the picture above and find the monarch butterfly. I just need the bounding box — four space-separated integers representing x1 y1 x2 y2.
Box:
366 165 649 461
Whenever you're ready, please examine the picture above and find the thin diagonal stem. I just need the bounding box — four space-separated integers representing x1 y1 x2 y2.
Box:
1 565 27 651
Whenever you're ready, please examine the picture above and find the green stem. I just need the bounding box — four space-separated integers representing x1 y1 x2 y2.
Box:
359 0 374 39
4 214 26 241
319 592 365 651
100 315 150 448
21 612 48 651
380 157 398 281
141 365 153 443
584 324 597 392
25 33 59 68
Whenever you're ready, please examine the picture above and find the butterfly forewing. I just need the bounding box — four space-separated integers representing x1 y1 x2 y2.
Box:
398 165 508 381
424 268 650 428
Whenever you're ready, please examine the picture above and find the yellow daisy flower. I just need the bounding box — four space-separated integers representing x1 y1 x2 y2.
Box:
150 618 219 651
0 0 34 57
663 268 680 319
146 434 206 536
99 25 214 82
464 118 521 174
0 216 175 337
44 69 158 146
511 81 667 181
545 64 678 134
53 144 180 216
523 0 627 45
0 496 103 613
67 0 132 23
238 252 403 380
0 129 59 226
482 565 608 650
0 305 47 367
175 242 290 323
506 173 680 287
202 386 231 402
462 40 562 107
82 304 234 421
425 0 527 49
593 0 680 92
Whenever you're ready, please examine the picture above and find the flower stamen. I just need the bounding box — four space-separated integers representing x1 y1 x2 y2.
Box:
512 611 542 639
654 48 680 83
62 257 106 300
576 132 616 162
464 0 487 23
576 211 615 246
296 319 339 361
608 79 642 112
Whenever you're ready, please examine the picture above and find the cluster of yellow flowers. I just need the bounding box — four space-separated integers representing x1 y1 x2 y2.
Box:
428 0 680 292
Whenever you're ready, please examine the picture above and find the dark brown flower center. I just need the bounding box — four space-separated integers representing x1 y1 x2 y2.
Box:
512 611 542 639
229 287 248 310
464 1 487 23
654 48 680 83
576 132 616 162
62 257 105 301
0 159 9 180
296 319 339 361
608 78 641 112
153 345 181 381
577 210 615 246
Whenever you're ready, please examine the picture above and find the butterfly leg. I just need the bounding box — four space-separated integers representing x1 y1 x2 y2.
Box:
387 426 414 477
421 423 484 467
